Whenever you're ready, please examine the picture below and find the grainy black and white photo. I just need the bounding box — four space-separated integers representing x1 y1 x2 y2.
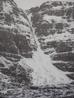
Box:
0 0 74 98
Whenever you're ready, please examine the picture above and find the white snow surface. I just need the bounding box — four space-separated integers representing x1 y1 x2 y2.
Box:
19 35 71 86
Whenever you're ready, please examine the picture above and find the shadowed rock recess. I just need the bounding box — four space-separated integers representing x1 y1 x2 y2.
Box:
0 0 74 98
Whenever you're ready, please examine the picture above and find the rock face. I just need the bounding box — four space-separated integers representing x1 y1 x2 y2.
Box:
0 0 74 97
0 0 34 96
0 0 36 56
29 1 74 78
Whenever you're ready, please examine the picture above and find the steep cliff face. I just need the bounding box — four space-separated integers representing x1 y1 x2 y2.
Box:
0 0 74 98
0 0 36 56
0 0 34 96
29 1 74 77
